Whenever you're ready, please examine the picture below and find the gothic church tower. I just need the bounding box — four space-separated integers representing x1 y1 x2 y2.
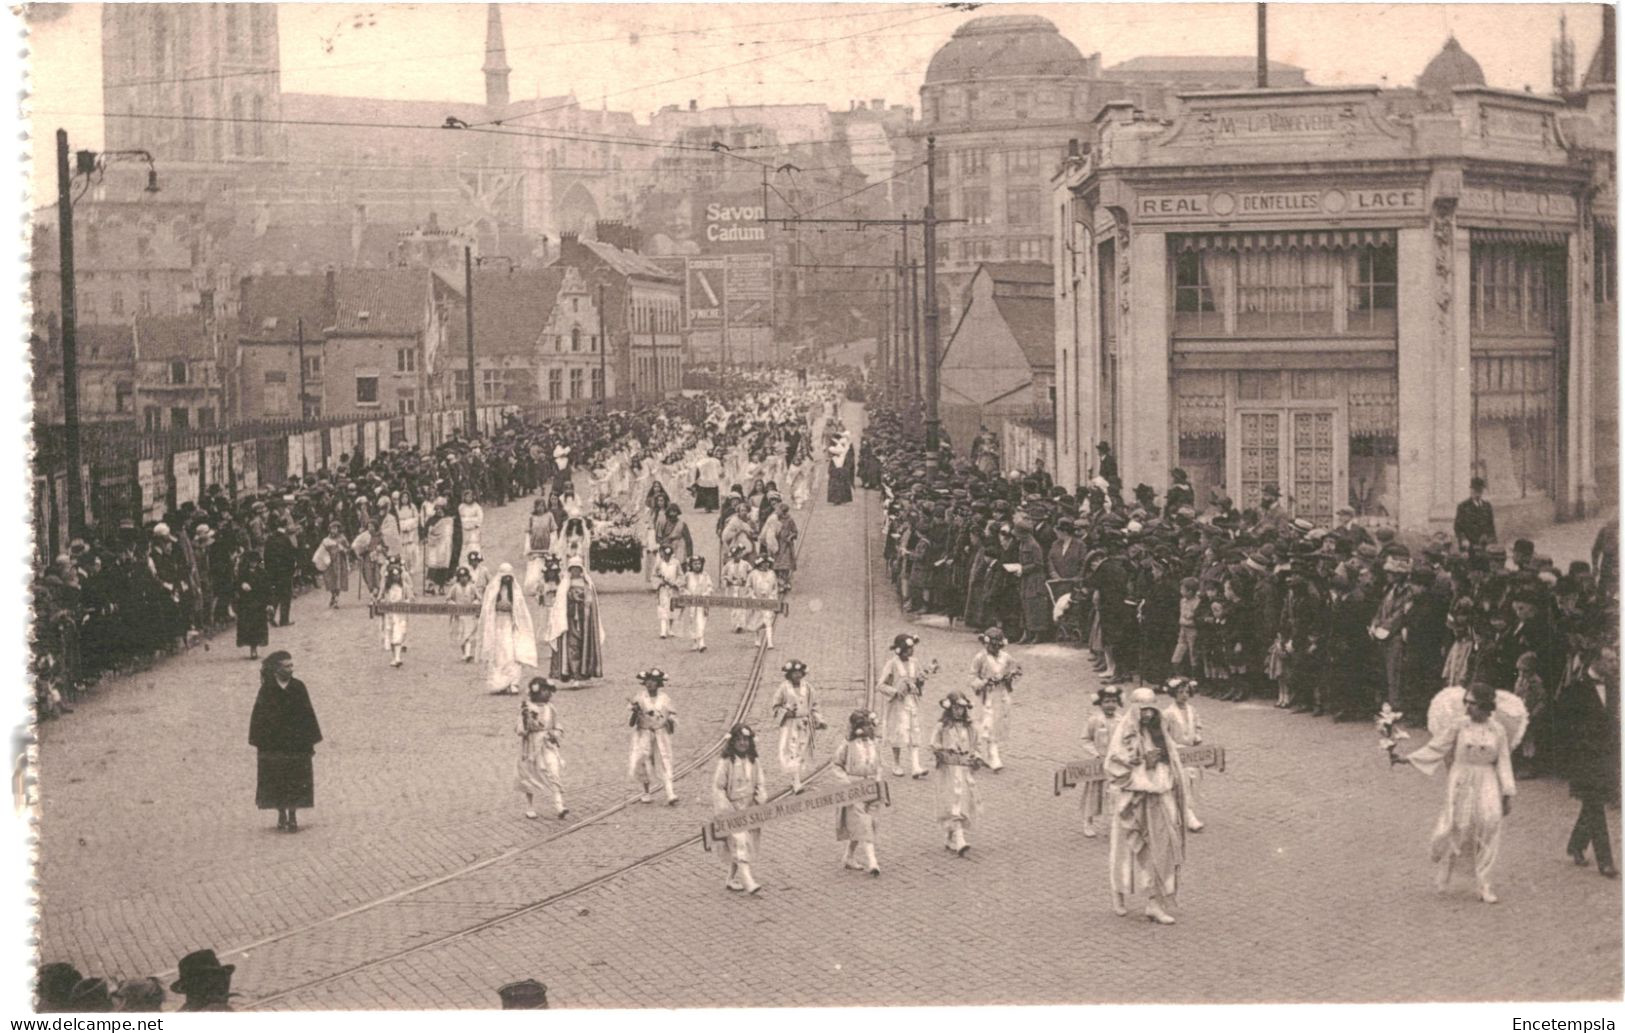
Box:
102 3 284 165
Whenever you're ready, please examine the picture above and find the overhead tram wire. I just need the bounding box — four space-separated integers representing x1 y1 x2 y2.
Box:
89 5 927 93
470 7 961 129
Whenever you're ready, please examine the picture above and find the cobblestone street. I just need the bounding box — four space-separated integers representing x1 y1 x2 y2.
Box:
32 402 1620 1008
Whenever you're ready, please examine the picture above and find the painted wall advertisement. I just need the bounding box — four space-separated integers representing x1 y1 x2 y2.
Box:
726 254 773 328
688 257 726 329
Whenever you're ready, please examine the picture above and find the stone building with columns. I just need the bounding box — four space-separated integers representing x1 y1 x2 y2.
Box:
1052 41 1615 535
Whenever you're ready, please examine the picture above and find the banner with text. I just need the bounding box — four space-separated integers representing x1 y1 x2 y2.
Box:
703 779 886 848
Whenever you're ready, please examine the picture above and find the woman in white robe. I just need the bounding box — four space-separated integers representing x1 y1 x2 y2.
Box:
479 563 538 695
1403 682 1517 903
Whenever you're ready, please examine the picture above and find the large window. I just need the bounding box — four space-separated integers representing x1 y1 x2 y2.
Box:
1470 241 1566 334
569 368 584 400
481 369 502 400
169 359 187 385
957 148 988 177
548 368 563 401
591 367 604 399
396 348 416 373
961 188 991 226
1471 354 1554 500
1172 240 1396 336
1347 246 1398 333
1006 187 1040 228
356 374 379 406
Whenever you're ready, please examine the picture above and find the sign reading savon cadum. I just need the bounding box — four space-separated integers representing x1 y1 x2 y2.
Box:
702 778 887 848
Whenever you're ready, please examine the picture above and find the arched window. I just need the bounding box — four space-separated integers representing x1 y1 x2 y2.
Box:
570 327 581 352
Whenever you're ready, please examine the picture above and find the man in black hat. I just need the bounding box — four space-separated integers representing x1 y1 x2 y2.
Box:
1094 441 1118 486
1454 477 1497 550
171 950 236 1011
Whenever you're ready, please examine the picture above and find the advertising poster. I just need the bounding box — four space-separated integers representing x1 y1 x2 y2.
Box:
173 450 201 507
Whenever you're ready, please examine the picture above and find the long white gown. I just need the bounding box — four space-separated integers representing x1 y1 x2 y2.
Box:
479 575 538 692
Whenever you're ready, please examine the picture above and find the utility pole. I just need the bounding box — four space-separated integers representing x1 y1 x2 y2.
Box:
463 245 477 433
596 281 608 407
891 250 902 393
923 136 941 470
56 129 84 539
900 222 916 401
295 318 309 471
1257 4 1269 88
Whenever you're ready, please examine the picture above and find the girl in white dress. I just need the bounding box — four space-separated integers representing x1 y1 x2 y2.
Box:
653 546 682 639
682 556 713 652
1161 677 1206 832
969 628 1020 772
747 556 780 650
875 634 930 779
380 559 411 668
771 660 823 794
1080 687 1121 837
930 692 982 857
628 669 679 804
445 566 481 662
479 563 538 695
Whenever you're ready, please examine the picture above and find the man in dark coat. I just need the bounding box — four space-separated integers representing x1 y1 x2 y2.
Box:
262 522 299 627
1454 477 1496 549
248 651 323 832
1562 647 1619 877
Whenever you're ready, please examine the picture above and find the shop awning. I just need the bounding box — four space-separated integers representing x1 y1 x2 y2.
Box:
1174 229 1395 253
1467 227 1571 246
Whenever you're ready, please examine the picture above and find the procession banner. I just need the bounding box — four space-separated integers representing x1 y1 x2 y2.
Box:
673 593 788 615
1052 745 1227 795
370 600 508 618
172 449 202 508
701 779 886 850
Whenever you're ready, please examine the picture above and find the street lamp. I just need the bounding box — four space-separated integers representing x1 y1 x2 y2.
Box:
55 129 160 538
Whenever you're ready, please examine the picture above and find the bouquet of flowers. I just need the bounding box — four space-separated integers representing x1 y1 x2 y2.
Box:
590 498 643 574
1375 703 1410 766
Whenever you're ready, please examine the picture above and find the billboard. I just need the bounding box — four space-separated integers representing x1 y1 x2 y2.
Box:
726 253 773 328
688 257 726 329
697 197 771 252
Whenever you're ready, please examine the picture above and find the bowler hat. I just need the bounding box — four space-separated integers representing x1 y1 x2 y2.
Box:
170 950 234 996
497 979 550 1010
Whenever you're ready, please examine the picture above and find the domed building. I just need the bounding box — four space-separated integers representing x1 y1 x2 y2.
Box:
920 16 1100 317
1416 35 1486 94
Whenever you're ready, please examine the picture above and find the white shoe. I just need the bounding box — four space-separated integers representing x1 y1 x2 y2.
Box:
639 793 652 804
892 766 905 777
525 810 538 820
1082 825 1098 839
1187 818 1205 833
1146 903 1176 925
1479 886 1499 904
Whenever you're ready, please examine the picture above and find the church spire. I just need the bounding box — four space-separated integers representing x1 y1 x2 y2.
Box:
483 4 511 111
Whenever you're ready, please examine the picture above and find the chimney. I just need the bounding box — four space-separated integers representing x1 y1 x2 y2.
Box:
688 99 697 112
871 98 884 110
324 269 337 324
427 211 439 232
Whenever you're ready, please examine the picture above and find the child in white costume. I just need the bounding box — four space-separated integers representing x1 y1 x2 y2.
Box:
628 669 679 805
1161 677 1206 832
969 627 1020 772
833 710 884 876
712 723 767 894
445 566 480 662
1080 686 1122 837
722 547 753 633
747 556 780 650
516 677 568 820
875 633 930 779
380 559 411 667
931 692 983 857
682 556 713 652
653 546 682 639
771 660 823 794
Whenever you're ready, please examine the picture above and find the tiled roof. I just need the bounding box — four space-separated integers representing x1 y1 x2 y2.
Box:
74 324 136 364
238 274 331 342
134 315 213 360
981 261 1053 286
578 239 682 282
442 269 567 357
332 269 429 335
991 295 1054 371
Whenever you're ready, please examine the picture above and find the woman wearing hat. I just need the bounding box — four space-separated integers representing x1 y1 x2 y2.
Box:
876 634 931 779
233 552 271 661
628 670 679 804
249 651 322 833
480 563 538 693
834 710 884 876
772 660 823 794
931 692 982 856
747 555 781 651
548 556 603 682
315 521 352 609
1106 687 1187 924
712 723 767 893
516 677 568 820
1401 682 1517 903
970 628 1020 772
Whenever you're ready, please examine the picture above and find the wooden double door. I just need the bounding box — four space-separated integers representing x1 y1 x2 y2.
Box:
1235 407 1341 524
